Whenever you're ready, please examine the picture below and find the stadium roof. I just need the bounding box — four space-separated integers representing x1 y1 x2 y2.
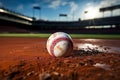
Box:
0 7 32 21
100 5 120 12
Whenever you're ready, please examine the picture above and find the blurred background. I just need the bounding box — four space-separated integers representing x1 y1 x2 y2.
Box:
0 0 120 33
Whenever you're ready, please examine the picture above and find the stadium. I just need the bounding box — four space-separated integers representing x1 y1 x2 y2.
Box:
0 5 120 34
0 1 120 80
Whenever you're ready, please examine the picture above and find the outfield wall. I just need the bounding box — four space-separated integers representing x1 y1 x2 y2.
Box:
28 28 120 34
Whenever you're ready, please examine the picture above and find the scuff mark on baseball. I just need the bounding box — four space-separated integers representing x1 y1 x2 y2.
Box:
46 32 73 57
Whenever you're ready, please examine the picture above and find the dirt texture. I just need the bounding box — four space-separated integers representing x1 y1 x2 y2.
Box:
0 37 120 80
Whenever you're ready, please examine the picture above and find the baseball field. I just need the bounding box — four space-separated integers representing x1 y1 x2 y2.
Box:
0 33 120 80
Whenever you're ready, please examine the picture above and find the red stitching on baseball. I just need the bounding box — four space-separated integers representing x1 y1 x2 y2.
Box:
50 37 73 58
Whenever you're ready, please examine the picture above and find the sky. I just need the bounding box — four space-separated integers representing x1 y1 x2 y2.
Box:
0 0 120 21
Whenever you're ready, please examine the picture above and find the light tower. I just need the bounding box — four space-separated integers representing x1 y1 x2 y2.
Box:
33 6 41 20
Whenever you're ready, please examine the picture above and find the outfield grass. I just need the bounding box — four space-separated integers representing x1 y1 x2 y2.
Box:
0 33 51 38
0 33 120 39
70 34 120 39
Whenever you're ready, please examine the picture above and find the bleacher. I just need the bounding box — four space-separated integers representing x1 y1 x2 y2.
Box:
0 6 120 34
0 7 32 25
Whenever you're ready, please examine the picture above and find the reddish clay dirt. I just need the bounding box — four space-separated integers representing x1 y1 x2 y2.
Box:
0 37 120 80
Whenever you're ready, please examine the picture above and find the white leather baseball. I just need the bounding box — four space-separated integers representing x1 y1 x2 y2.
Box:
46 32 73 57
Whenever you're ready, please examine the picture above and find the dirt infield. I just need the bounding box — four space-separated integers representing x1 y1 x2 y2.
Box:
0 37 120 80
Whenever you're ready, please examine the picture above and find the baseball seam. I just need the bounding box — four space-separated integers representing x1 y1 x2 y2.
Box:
50 37 73 57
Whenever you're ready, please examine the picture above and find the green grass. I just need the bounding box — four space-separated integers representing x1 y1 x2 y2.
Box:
0 33 51 38
70 34 120 39
0 33 120 39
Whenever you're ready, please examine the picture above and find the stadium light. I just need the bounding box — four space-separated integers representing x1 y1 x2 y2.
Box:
33 6 41 20
59 14 67 21
59 14 67 17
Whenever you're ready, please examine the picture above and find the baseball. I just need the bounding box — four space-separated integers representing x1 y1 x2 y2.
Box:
46 32 73 57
